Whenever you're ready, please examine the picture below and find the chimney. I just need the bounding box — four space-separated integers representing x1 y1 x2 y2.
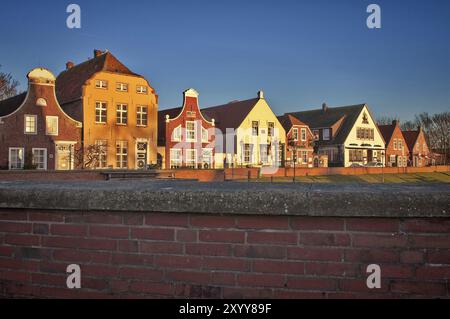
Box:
392 120 398 126
258 90 264 99
94 49 104 57
322 102 328 112
418 125 422 132
66 61 74 70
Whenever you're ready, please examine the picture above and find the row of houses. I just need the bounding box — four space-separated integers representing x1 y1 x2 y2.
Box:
0 50 433 171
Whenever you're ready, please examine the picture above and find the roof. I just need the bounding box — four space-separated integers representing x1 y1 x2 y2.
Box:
56 51 141 121
402 130 420 151
0 92 27 117
377 124 396 146
277 114 308 132
287 104 366 145
157 107 182 147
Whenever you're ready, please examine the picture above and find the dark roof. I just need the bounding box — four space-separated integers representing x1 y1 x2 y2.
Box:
56 51 141 121
287 104 366 145
377 124 396 146
0 92 27 117
402 130 420 151
157 107 182 147
202 98 259 133
277 114 307 132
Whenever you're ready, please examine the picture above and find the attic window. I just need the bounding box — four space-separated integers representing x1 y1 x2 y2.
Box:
187 111 196 118
36 98 47 107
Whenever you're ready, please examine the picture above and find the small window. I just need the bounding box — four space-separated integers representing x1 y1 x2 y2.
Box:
136 85 148 94
116 141 128 168
46 116 58 136
136 106 148 126
116 82 128 92
172 125 182 142
292 128 299 141
95 102 107 123
32 148 47 170
24 115 37 134
268 122 274 137
116 104 128 125
9 148 24 170
301 128 307 141
252 121 259 136
187 111 197 118
202 127 208 142
95 80 108 89
323 129 330 141
186 121 196 141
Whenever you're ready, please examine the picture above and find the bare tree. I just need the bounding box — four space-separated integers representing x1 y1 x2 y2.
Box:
401 120 417 131
0 65 19 101
74 144 105 169
376 116 400 125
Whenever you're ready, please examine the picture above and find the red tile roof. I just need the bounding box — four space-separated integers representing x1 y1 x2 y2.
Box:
277 114 308 132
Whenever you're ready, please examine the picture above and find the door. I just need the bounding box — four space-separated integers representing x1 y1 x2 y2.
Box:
56 143 74 170
136 142 148 169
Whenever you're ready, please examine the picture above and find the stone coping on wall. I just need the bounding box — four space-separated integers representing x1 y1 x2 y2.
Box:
0 180 449 218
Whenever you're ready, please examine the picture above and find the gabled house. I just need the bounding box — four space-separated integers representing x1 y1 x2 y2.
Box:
158 89 215 169
56 49 158 169
378 120 409 167
202 91 286 168
402 127 431 167
0 68 82 170
277 114 327 168
286 103 386 167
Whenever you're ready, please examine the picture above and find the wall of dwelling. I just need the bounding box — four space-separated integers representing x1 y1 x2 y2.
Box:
285 125 315 168
82 72 158 169
410 130 431 167
344 106 386 167
385 125 409 167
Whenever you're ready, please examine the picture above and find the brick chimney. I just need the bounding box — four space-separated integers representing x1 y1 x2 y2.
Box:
322 102 328 112
94 49 104 57
392 120 399 126
66 61 74 70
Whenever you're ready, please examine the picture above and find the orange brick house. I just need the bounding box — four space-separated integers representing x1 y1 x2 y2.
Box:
277 114 327 168
402 127 431 167
56 50 158 169
157 89 215 169
0 68 82 170
378 120 409 167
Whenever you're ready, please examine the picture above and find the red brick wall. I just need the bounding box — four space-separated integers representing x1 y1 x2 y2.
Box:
385 123 410 166
0 171 105 181
1 210 449 298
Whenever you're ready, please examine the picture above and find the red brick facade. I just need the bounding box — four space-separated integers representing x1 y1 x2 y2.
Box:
0 68 82 170
378 121 409 167
158 89 215 169
403 128 431 167
1 209 449 298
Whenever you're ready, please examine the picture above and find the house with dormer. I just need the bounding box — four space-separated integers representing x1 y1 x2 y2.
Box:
285 103 386 167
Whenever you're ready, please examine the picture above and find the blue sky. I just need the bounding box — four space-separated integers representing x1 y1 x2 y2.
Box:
1 0 449 120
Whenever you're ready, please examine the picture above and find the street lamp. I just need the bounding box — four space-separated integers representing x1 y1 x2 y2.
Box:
288 137 298 183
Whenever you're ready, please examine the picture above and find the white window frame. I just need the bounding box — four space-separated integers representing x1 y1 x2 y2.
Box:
201 148 213 167
186 121 196 142
302 150 308 164
201 127 208 143
136 105 148 127
45 116 58 136
170 148 182 168
301 128 307 141
24 114 37 135
116 82 129 92
244 144 252 164
95 80 108 89
95 101 107 124
393 139 397 151
95 140 108 169
136 85 148 94
9 147 25 170
323 128 330 141
268 122 275 137
116 103 128 125
32 148 47 170
186 149 197 168
172 125 182 142
293 128 299 141
116 141 128 169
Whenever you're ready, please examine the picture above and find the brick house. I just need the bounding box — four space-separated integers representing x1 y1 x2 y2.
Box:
378 120 409 167
157 89 215 169
277 114 328 168
285 103 386 167
56 50 158 169
402 127 431 167
0 68 82 170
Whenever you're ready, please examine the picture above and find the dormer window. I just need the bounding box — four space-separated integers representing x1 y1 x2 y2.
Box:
301 128 307 141
323 128 330 141
292 128 299 141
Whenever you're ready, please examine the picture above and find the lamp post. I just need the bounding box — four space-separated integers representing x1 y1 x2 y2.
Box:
288 138 297 183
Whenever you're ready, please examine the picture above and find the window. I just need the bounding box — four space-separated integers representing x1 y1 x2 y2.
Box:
398 140 403 151
136 106 148 126
293 128 299 141
186 149 196 168
136 85 148 94
32 148 47 170
95 140 108 169
349 149 364 162
95 80 108 89
172 125 182 142
302 151 308 164
116 141 128 168
46 116 58 136
170 149 182 168
244 144 252 164
268 122 274 137
186 121 196 141
301 128 307 141
356 128 374 141
313 130 319 140
116 82 128 92
9 148 24 170
390 155 396 163
393 139 397 150
202 127 208 142
24 115 37 134
202 149 212 167
116 104 128 125
252 121 259 136
260 145 268 164
95 102 107 123
323 128 330 141
187 111 196 118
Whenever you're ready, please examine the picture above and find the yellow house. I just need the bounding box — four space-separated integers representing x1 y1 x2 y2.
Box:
56 50 158 169
202 91 286 168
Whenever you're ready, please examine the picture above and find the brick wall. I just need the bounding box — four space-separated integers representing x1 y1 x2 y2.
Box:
0 171 105 181
1 209 449 298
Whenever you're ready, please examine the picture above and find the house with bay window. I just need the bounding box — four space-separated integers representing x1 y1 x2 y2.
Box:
202 91 286 168
157 89 215 169
378 120 409 167
285 103 386 167
0 68 82 170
